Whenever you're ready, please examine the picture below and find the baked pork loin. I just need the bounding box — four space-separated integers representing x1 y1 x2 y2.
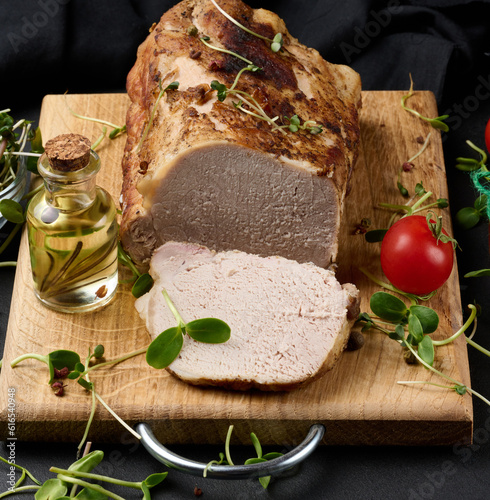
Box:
135 242 360 391
121 0 361 269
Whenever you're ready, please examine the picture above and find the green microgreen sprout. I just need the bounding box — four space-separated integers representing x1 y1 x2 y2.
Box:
454 140 489 229
210 0 283 52
146 288 231 369
204 425 283 489
136 80 179 153
203 38 321 135
117 240 154 297
357 291 490 406
397 132 431 196
210 66 290 135
401 74 449 132
91 126 107 150
245 432 284 489
64 96 127 143
364 189 449 244
0 448 167 500
282 115 323 135
201 36 255 65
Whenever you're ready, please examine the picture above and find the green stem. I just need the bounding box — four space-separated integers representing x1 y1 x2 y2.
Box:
200 37 254 65
10 353 48 368
93 390 142 440
407 133 431 163
410 190 433 211
0 485 41 498
80 347 148 378
162 289 185 326
229 66 256 92
51 468 142 489
0 262 16 267
92 127 107 149
466 139 488 166
432 305 477 346
404 341 461 385
210 0 273 43
225 425 235 466
397 381 459 390
64 100 123 130
77 365 97 456
359 267 417 305
411 201 443 214
466 336 490 358
53 473 126 500
0 456 41 485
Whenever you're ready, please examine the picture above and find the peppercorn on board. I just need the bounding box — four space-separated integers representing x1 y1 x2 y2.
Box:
0 92 472 445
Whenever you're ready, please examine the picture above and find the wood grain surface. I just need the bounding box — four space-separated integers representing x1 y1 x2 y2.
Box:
0 92 473 446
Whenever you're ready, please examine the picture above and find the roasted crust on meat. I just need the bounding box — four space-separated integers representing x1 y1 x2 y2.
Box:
121 0 361 267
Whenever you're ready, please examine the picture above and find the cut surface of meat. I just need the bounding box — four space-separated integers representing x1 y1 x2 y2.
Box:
121 0 361 269
135 241 360 391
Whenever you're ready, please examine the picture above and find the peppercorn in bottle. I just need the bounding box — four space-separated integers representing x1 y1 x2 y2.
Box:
27 133 118 313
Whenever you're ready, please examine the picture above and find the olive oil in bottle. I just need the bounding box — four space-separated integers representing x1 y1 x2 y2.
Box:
27 133 118 313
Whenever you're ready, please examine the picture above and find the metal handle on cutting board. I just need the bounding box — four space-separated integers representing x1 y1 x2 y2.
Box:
135 422 325 479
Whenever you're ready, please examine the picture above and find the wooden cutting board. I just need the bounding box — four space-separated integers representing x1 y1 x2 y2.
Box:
0 92 473 446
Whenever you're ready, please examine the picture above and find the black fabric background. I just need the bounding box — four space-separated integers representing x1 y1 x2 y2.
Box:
1 1 490 498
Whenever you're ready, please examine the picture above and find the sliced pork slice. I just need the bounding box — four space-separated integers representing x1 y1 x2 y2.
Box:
135 241 360 391
121 0 361 269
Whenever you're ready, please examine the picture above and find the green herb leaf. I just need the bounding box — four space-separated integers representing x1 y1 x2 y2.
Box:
364 229 388 243
48 350 81 384
244 457 267 465
417 335 434 366
211 80 228 102
397 181 409 197
250 432 262 458
271 32 283 52
143 472 168 488
456 157 481 171
185 318 231 343
34 478 68 500
67 450 104 474
437 198 449 208
415 182 426 196
74 362 85 372
408 313 424 345
259 475 271 489
262 452 284 460
0 199 25 224
146 326 184 369
74 487 109 499
464 268 490 278
408 305 439 334
132 273 154 298
78 378 94 391
456 206 481 229
370 292 408 322
141 482 151 500
67 371 81 380
389 324 406 342
455 385 467 395
93 345 105 359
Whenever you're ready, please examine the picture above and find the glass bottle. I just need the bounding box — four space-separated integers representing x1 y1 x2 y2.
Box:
26 133 118 313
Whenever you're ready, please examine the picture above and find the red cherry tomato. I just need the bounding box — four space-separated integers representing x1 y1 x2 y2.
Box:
485 118 490 154
380 215 454 295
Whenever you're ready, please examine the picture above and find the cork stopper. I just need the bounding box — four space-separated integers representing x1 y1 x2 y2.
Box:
44 133 91 172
